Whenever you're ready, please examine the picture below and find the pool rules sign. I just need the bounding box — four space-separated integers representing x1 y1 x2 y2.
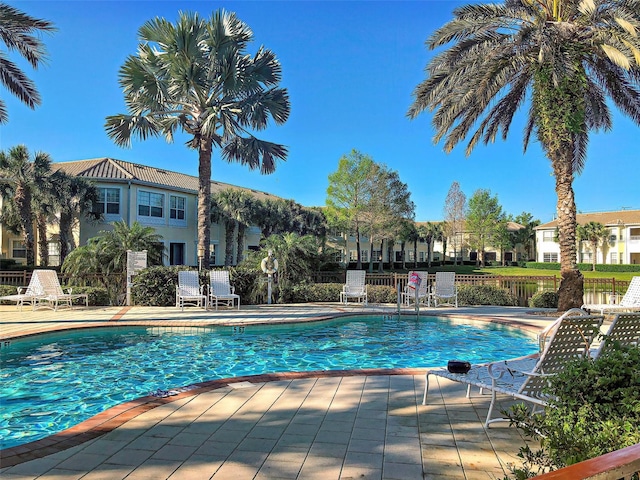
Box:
126 250 147 306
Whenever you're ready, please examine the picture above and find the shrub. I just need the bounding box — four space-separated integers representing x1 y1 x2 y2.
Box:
132 266 183 306
528 291 559 309
458 284 518 306
504 345 640 478
65 286 109 306
0 284 18 303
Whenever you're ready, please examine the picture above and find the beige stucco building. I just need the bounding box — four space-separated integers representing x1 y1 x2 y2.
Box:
0 158 279 268
534 209 640 265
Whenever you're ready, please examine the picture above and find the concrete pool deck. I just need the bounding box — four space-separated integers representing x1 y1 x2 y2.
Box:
0 303 559 479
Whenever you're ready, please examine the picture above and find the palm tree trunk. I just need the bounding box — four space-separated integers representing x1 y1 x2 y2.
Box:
16 187 36 266
197 136 213 266
355 226 362 270
554 158 584 311
413 241 418 268
237 223 246 264
224 219 235 266
59 210 73 264
37 213 48 266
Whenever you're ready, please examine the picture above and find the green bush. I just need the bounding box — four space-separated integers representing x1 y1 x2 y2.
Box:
0 284 18 303
504 345 640 478
525 261 640 273
286 282 397 304
65 286 109 306
132 266 184 306
528 291 559 308
458 284 518 306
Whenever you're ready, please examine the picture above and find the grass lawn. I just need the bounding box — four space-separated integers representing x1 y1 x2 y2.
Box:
464 265 638 282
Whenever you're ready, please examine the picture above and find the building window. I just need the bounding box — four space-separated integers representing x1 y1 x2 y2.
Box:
542 231 554 242
361 250 369 262
138 191 164 218
372 250 382 262
12 240 26 258
610 252 617 264
408 251 415 262
543 252 558 262
48 242 60 266
169 195 185 220
95 187 120 215
349 250 358 262
169 243 185 265
582 252 593 263
419 251 425 262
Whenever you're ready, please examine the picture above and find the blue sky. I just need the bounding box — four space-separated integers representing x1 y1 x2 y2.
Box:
2 1 638 223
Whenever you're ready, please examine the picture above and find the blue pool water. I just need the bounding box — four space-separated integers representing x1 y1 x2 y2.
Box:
0 315 537 449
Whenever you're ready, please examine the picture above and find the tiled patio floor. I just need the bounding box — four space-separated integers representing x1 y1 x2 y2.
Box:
0 303 556 479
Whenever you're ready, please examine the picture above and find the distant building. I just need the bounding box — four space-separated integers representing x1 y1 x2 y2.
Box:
534 209 640 265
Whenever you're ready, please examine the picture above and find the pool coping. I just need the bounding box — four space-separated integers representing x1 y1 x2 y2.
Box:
0 304 551 467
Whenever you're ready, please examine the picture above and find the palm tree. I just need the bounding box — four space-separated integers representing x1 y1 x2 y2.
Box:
213 188 254 266
408 0 640 310
0 145 54 265
0 3 55 123
54 172 100 264
62 220 164 304
577 221 609 271
105 10 290 267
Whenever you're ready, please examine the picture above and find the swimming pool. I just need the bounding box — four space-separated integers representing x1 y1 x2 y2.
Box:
0 314 537 449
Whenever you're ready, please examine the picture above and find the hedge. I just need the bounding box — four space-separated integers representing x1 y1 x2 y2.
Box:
526 262 640 272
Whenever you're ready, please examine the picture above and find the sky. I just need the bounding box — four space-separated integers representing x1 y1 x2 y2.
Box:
2 0 639 224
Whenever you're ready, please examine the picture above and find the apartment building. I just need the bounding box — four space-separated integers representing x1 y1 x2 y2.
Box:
535 209 640 265
0 158 279 267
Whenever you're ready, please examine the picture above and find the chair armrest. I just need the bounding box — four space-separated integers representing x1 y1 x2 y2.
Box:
17 286 25 294
231 286 235 294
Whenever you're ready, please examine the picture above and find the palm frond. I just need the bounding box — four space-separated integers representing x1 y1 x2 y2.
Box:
222 136 288 174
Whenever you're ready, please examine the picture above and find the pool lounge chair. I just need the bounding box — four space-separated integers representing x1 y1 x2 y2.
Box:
340 270 368 305
431 271 458 307
422 308 604 427
208 270 240 310
593 312 640 357
402 271 430 307
0 271 47 311
176 271 207 311
36 269 89 311
582 276 640 315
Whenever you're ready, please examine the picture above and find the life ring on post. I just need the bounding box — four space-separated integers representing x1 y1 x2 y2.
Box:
261 252 279 275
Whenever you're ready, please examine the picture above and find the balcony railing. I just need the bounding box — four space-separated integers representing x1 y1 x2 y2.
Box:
532 442 640 479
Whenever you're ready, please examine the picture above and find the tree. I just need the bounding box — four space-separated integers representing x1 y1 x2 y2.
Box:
62 220 164 304
105 10 290 267
577 221 609 271
408 0 640 310
0 3 55 123
443 181 466 265
325 150 377 269
513 212 541 262
466 189 505 266
54 172 100 264
0 145 54 265
213 188 255 266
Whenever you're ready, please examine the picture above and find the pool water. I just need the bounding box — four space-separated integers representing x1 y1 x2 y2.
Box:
0 315 537 449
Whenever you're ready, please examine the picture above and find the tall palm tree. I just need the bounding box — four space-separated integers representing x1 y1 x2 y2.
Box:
105 10 290 267
577 221 609 271
408 0 640 310
213 188 254 266
0 145 53 265
0 3 55 123
54 171 100 264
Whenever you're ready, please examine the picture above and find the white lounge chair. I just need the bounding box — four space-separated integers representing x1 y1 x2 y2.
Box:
431 271 458 307
30 270 88 311
423 308 604 427
340 270 368 305
593 312 640 357
0 271 47 311
402 271 430 307
582 276 640 314
208 270 240 310
175 271 207 311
